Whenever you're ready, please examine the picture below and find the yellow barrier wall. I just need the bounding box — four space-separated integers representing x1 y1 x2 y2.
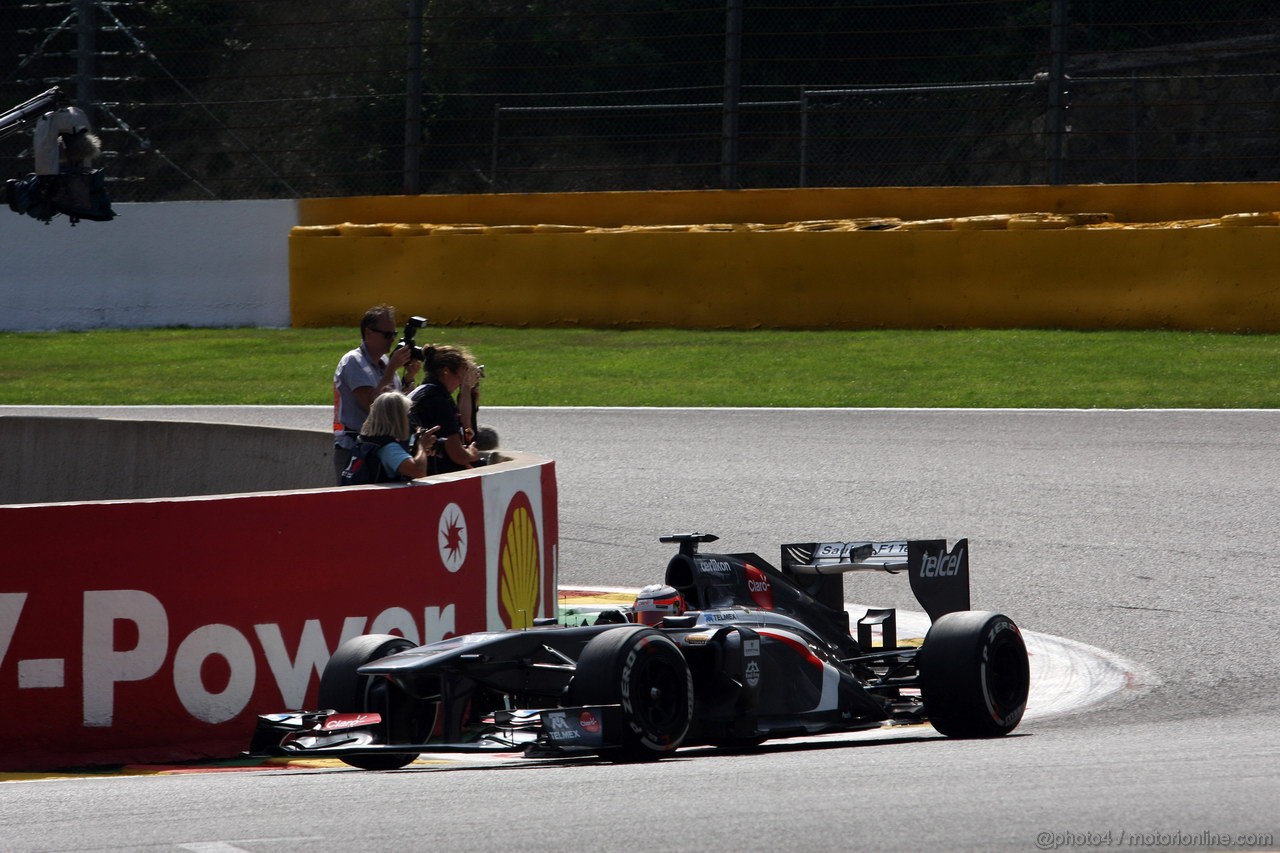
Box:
298 183 1280 228
292 185 1280 332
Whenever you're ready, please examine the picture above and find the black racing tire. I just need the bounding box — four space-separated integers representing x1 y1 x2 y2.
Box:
919 611 1030 738
318 634 418 770
567 627 694 761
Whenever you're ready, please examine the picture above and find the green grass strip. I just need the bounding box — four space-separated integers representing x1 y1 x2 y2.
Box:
0 327 1276 408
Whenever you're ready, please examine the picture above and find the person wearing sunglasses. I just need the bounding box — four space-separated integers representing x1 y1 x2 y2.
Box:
331 304 422 483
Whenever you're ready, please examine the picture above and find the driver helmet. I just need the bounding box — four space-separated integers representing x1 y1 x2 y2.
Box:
633 584 687 626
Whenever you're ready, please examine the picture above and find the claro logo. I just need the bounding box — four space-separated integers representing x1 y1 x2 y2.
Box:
919 547 965 578
745 564 774 610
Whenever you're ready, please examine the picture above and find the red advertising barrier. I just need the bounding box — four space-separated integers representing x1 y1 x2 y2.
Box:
0 455 557 770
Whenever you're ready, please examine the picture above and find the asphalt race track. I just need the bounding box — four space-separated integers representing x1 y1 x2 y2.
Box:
1 406 1277 852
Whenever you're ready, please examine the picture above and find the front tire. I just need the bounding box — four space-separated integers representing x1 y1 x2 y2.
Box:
319 634 418 770
568 627 694 761
919 611 1029 738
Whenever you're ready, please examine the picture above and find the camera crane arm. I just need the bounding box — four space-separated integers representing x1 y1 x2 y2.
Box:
0 87 69 144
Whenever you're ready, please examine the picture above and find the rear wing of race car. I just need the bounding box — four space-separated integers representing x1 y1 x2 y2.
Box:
779 539 971 622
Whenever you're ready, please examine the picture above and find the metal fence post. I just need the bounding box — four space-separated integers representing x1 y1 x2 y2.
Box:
1129 70 1141 183
490 103 502 192
403 0 425 195
721 0 743 189
74 0 95 116
798 89 810 187
1045 0 1069 184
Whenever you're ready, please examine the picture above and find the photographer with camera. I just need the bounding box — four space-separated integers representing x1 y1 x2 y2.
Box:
331 305 424 483
339 392 440 486
409 345 485 475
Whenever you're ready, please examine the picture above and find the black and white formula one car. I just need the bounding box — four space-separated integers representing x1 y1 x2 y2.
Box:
248 534 1030 768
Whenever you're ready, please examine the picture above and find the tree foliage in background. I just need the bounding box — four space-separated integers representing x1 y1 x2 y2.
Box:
1 0 1276 199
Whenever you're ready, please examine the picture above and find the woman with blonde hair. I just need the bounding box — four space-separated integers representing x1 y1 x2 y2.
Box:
339 391 438 485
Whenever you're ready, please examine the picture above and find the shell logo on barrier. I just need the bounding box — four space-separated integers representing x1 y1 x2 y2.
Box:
497 491 540 629
483 466 549 631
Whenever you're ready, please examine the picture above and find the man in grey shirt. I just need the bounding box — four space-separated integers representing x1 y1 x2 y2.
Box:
332 304 421 482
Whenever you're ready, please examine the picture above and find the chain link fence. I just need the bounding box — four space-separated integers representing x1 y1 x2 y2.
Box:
2 0 1277 201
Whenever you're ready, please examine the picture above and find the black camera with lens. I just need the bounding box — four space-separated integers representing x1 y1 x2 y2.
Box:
410 426 448 456
397 316 428 360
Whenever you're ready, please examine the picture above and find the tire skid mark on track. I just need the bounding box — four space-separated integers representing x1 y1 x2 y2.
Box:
875 605 1155 723
1021 630 1157 720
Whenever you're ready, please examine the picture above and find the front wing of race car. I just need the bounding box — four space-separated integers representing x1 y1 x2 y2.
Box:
248 705 630 760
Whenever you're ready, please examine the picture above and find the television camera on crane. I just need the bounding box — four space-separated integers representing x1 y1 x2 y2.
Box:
1 87 115 225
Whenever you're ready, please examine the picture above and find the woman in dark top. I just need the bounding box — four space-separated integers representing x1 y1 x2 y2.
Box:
408 345 483 474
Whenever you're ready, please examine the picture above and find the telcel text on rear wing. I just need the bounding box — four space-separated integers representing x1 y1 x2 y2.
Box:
779 539 971 622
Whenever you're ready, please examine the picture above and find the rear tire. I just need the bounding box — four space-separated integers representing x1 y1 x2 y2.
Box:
919 611 1029 738
319 634 418 770
568 627 694 761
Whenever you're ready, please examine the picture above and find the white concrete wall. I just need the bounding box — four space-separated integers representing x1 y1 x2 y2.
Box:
0 415 332 502
0 199 297 330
